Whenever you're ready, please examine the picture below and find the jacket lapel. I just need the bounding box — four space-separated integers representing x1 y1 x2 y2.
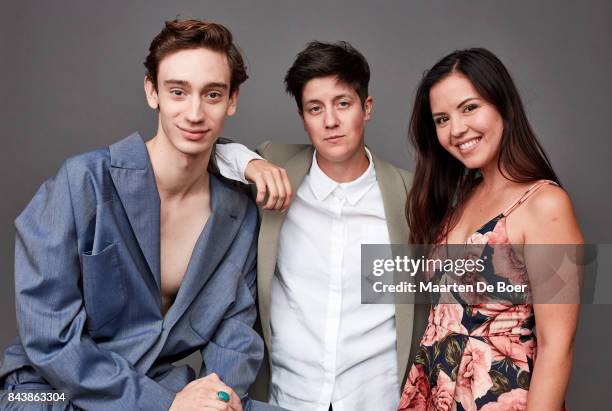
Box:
372 153 415 387
257 145 314 347
109 133 162 290
164 175 245 330
372 153 410 244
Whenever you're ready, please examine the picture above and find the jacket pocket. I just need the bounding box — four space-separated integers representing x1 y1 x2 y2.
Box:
81 242 127 332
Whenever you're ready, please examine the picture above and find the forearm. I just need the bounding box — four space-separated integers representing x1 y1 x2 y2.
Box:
200 281 263 400
215 142 263 183
19 309 176 410
526 345 573 410
200 227 262 407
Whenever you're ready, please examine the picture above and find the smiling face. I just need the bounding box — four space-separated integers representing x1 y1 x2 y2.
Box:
300 75 372 170
429 72 504 170
144 47 238 158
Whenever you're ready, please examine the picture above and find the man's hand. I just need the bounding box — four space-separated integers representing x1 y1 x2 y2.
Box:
169 373 244 411
245 159 293 211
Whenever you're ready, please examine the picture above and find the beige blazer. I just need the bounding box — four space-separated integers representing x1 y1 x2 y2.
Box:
250 141 429 401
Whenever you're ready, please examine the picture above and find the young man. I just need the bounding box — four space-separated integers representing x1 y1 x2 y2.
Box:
0 19 279 411
216 42 429 411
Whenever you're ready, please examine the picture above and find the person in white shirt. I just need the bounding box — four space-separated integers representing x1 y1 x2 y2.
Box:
215 41 429 411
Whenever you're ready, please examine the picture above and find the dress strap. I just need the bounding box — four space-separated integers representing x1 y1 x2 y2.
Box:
502 180 559 217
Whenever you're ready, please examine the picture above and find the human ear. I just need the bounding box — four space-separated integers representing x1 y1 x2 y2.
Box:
226 88 240 116
363 96 373 121
144 76 159 110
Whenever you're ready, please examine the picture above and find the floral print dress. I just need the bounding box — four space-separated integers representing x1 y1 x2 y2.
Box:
398 180 557 411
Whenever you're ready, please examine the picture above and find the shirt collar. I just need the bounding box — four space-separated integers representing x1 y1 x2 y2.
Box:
308 147 377 206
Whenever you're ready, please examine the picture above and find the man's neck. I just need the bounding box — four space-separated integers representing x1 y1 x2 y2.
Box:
146 134 212 201
315 146 370 183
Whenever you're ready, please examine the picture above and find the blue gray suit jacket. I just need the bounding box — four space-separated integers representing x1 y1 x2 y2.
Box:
0 134 273 410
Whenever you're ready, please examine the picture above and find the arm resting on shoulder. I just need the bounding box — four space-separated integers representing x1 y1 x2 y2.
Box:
215 140 292 210
216 142 264 184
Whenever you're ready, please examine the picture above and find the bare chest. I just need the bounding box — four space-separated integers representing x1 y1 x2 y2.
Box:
159 197 211 314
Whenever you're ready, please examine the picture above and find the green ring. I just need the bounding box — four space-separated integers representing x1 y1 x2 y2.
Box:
217 390 230 402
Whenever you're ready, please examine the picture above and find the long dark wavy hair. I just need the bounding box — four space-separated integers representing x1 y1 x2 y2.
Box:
406 48 559 244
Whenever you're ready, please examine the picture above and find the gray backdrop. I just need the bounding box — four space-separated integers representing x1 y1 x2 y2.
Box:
1 0 610 409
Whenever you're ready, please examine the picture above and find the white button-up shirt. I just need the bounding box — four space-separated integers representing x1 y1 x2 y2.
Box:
216 145 399 411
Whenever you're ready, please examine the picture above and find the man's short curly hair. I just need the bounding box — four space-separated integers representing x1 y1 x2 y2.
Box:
144 19 248 93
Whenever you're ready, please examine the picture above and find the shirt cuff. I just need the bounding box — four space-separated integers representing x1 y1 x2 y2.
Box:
215 143 263 184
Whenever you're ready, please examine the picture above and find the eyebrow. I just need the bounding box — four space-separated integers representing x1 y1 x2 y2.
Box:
431 97 479 117
303 94 353 106
162 80 229 90
163 79 189 87
456 97 479 108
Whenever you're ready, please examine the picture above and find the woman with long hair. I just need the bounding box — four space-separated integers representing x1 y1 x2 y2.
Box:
398 48 582 410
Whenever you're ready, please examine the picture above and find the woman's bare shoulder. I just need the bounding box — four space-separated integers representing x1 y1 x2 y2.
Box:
520 184 583 244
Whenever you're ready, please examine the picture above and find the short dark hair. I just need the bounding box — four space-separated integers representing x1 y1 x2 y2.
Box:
144 19 248 93
284 41 370 112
